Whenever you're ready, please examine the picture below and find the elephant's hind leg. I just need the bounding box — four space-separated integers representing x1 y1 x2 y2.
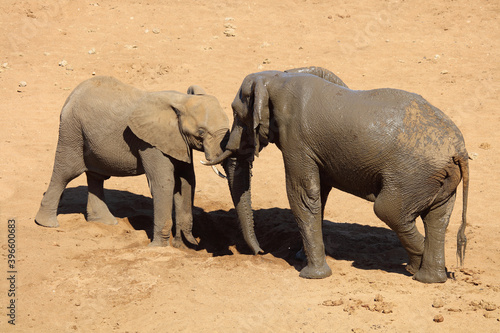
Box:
86 172 117 225
413 193 456 283
373 189 425 276
36 140 86 227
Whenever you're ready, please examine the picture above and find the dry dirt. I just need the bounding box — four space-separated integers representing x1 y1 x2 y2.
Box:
1 0 499 332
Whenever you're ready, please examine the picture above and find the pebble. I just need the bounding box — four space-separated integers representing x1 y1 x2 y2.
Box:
432 299 445 308
59 59 68 67
18 81 27 87
433 314 444 323
88 48 96 54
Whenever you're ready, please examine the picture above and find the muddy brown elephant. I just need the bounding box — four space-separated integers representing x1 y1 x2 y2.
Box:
208 67 469 283
36 76 229 247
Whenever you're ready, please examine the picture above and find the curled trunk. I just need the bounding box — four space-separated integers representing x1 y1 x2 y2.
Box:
224 156 263 254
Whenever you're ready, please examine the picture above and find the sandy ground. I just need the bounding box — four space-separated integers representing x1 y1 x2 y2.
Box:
1 0 499 332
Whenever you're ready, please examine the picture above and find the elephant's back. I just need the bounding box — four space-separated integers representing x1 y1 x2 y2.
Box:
305 85 466 198
60 76 148 176
63 76 145 118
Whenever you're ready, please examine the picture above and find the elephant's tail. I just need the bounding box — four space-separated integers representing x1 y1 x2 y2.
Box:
455 152 469 267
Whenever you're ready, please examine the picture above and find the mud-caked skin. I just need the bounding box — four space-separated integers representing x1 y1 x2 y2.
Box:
211 66 469 283
35 76 229 248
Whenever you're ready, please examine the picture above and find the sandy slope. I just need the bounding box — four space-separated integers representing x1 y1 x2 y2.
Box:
0 0 499 332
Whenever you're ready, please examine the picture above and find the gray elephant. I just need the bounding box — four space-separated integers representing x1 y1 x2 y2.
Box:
35 76 229 247
208 67 469 283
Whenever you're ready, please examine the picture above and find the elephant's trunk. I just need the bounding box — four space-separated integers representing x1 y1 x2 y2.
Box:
224 156 263 254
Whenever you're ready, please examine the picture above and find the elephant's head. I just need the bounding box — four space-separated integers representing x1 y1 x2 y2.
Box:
205 66 348 255
127 88 229 166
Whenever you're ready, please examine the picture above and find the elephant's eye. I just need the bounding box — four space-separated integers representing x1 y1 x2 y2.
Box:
197 128 206 138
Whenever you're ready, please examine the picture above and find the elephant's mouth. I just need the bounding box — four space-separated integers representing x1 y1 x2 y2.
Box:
201 149 233 166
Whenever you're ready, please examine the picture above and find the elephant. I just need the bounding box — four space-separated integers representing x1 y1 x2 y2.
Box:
35 76 230 248
208 66 469 283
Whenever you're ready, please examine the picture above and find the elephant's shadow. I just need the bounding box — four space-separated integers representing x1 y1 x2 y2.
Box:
58 186 409 276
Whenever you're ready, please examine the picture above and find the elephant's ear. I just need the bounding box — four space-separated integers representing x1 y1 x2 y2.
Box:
252 77 270 156
128 94 191 163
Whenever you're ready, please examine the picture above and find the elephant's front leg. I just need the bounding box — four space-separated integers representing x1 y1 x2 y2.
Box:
284 158 332 279
140 147 175 247
172 163 198 248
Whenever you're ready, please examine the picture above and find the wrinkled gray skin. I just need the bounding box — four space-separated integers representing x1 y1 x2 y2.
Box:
35 76 229 247
211 66 469 283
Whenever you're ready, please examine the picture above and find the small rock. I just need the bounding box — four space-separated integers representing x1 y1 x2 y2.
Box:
479 142 491 150
224 28 236 37
374 294 384 302
433 314 444 323
59 59 68 67
480 300 497 311
125 45 138 50
447 308 462 312
18 81 27 87
469 152 478 160
152 28 160 34
432 299 445 308
440 70 449 75
2 62 9 68
484 312 497 319
88 48 96 54
322 299 344 306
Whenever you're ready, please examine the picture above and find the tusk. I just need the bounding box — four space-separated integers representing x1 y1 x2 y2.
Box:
203 163 226 178
212 165 227 179
199 160 227 178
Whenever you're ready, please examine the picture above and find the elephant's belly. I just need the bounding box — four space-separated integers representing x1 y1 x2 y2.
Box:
84 148 144 177
326 169 381 203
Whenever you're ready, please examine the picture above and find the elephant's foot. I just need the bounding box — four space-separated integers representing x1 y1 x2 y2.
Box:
171 237 186 249
87 214 118 226
405 254 422 275
412 266 448 283
299 261 332 279
86 208 118 225
172 231 198 249
148 237 169 247
35 210 59 228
